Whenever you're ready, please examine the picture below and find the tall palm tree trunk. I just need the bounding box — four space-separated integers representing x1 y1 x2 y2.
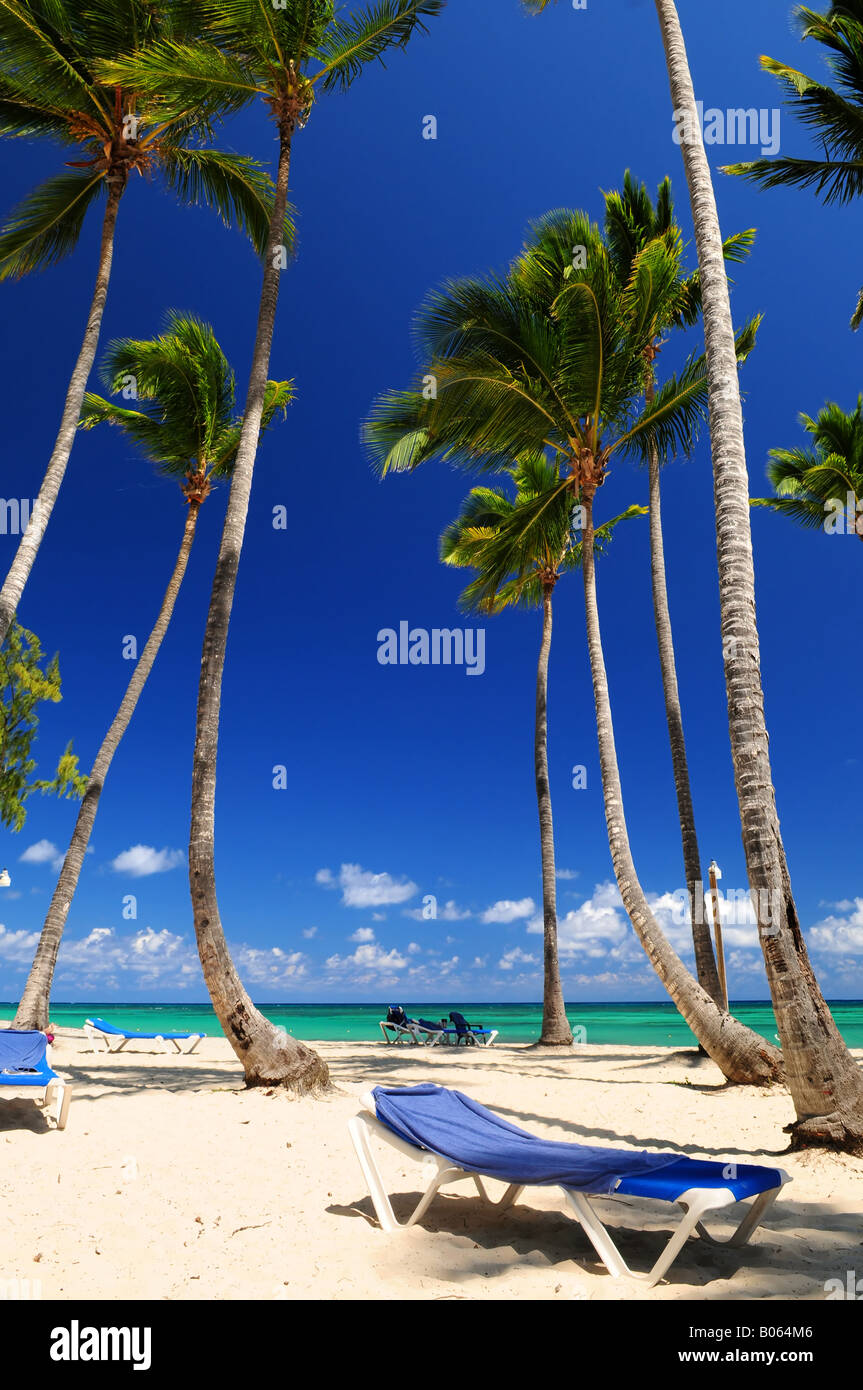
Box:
647 437 722 1005
187 116 327 1092
535 584 572 1045
13 499 201 1031
581 493 782 1084
0 184 123 647
655 0 863 1148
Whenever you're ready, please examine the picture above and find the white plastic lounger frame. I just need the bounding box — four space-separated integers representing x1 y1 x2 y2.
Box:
348 1092 789 1288
0 1045 71 1131
84 1020 205 1055
378 1022 443 1047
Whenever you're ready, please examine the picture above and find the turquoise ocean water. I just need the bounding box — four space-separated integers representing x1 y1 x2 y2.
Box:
2 1000 863 1047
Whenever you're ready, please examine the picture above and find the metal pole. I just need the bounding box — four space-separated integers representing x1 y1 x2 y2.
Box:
708 860 728 1012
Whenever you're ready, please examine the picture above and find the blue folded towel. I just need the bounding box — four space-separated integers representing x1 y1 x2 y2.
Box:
0 1029 57 1086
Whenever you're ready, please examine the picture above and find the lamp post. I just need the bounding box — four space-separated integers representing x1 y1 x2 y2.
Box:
708 860 728 1012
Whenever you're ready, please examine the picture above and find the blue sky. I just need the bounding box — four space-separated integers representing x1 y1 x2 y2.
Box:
0 0 860 1005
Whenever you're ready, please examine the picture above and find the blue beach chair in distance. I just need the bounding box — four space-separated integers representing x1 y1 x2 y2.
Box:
445 1011 498 1048
0 1029 71 1130
348 1084 790 1288
84 1016 206 1055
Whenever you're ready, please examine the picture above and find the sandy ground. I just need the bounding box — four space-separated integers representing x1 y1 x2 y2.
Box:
0 1030 861 1302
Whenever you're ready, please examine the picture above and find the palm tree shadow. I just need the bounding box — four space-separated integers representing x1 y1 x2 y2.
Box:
45 1061 244 1096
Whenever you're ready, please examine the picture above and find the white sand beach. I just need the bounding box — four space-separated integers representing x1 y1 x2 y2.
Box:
1 1030 860 1302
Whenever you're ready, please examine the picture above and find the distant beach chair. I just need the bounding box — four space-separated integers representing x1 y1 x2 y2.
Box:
0 1029 71 1130
443 1012 498 1047
348 1084 790 1288
378 1017 444 1046
84 1017 205 1055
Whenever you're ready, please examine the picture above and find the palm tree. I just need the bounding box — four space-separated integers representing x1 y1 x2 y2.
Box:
654 0 863 1148
12 313 293 1032
442 456 644 1046
723 1 863 327
366 215 783 1084
103 1 444 1089
0 0 288 648
603 172 758 1008
752 397 863 540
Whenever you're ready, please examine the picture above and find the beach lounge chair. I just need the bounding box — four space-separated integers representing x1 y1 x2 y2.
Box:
444 1012 498 1047
0 1029 71 1130
348 1084 790 1288
84 1017 206 1055
378 1018 444 1046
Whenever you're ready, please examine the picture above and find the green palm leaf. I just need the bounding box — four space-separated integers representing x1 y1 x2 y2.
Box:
160 146 295 259
79 311 293 478
0 169 105 279
315 0 445 92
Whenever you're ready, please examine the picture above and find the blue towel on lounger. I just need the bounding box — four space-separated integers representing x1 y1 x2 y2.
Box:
371 1085 783 1201
0 1029 57 1086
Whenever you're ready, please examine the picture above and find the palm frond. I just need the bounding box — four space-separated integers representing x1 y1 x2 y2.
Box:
0 169 105 279
97 40 261 122
160 146 294 259
315 0 444 92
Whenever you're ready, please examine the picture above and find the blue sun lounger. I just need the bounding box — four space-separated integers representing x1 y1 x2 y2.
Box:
443 1013 498 1047
348 1084 790 1287
0 1029 71 1129
84 1017 206 1055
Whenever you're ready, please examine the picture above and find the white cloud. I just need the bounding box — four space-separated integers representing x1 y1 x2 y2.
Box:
19 839 59 866
316 862 418 908
349 927 376 943
499 946 538 971
810 898 863 955
403 898 472 922
325 941 408 982
481 897 535 924
302 926 318 939
110 845 184 878
556 868 579 881
0 922 40 962
1 923 308 992
18 840 92 873
407 942 422 954
234 944 307 985
56 925 199 988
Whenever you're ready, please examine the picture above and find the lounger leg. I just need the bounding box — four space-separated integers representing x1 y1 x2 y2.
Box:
183 1035 203 1055
565 1188 770 1288
473 1176 524 1211
566 1189 703 1286
56 1084 71 1131
564 1191 633 1280
348 1116 463 1232
695 1187 780 1249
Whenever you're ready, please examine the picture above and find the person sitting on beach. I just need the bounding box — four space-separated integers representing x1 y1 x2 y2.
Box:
386 1005 409 1028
